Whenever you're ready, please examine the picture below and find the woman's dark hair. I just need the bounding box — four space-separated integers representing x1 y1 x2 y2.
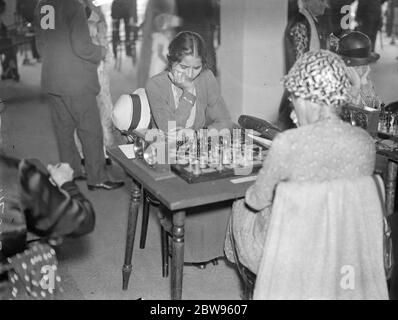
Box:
167 31 207 70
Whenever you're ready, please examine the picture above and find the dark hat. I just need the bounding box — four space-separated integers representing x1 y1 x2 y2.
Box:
385 101 398 113
337 31 380 66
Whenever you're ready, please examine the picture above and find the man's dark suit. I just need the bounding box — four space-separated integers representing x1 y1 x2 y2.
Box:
34 0 107 185
356 0 383 52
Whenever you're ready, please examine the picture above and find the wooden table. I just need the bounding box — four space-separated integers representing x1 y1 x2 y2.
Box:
108 146 256 300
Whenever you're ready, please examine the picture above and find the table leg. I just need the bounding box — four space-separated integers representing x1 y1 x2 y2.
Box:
171 210 186 300
386 161 398 217
122 179 141 290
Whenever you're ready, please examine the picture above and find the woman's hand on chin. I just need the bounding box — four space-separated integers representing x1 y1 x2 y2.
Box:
168 70 194 93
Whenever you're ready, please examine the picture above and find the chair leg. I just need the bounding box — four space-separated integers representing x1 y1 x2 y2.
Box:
139 189 150 249
242 280 253 300
228 217 256 299
161 226 169 278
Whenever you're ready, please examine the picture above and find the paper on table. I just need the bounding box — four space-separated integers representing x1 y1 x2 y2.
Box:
247 133 272 147
230 175 258 184
119 144 136 159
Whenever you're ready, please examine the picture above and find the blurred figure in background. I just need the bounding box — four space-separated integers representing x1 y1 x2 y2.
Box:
148 13 181 78
390 0 398 44
0 98 4 145
175 0 219 76
16 0 40 62
0 0 20 81
111 0 134 58
136 0 175 88
278 0 329 131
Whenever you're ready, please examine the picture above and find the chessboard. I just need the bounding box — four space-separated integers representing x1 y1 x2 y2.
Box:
170 130 269 184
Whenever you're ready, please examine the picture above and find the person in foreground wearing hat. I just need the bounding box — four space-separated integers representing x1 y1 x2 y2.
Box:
0 153 95 299
224 50 387 299
335 31 383 109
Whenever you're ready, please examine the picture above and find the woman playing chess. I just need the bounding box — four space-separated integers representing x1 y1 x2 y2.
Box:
224 50 384 297
334 31 383 110
145 31 233 133
145 31 234 266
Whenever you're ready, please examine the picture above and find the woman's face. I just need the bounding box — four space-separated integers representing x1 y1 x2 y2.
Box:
172 55 203 82
305 0 328 17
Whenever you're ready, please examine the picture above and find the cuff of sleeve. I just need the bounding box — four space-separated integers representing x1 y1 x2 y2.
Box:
181 91 197 105
61 181 78 192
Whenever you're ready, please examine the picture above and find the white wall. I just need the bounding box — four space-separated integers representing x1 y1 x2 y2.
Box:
219 0 287 124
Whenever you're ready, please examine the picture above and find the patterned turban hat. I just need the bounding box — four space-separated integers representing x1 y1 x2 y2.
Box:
283 50 351 109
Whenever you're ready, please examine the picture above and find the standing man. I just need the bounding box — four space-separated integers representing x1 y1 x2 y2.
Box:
34 0 124 191
356 0 384 55
325 0 356 36
278 0 329 130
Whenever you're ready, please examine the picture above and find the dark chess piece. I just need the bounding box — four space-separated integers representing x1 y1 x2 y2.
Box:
211 258 218 266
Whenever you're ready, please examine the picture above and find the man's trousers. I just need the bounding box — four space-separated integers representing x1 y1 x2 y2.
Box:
48 93 107 185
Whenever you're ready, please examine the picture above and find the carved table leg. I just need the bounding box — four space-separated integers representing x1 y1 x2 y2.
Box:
158 205 170 278
386 161 398 217
171 210 186 300
122 179 141 290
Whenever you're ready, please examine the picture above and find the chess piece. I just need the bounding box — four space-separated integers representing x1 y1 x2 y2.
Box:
192 160 201 176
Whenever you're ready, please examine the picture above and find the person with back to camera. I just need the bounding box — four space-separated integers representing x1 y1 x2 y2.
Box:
145 31 234 266
224 50 389 299
34 0 124 191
